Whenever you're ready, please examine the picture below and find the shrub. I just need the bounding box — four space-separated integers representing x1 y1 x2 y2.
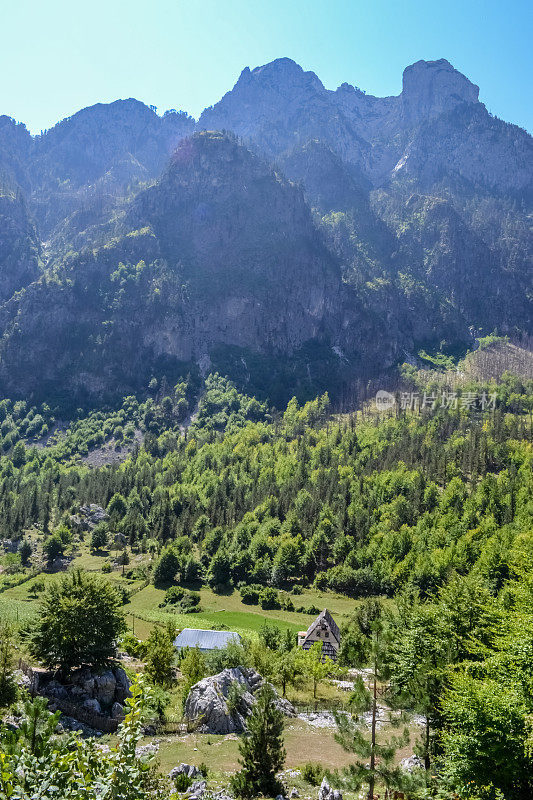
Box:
160 586 185 606
301 762 324 786
240 585 260 605
160 586 201 612
121 632 147 659
259 587 280 610
174 773 193 792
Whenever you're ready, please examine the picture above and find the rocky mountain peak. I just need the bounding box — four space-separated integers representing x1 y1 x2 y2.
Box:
198 58 326 142
246 57 324 91
401 59 480 120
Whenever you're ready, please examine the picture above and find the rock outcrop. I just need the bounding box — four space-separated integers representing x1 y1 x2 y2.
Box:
70 504 109 531
184 666 296 734
169 764 204 781
35 665 130 719
318 778 342 800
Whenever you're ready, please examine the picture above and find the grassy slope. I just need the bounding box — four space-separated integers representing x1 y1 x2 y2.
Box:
1 545 360 640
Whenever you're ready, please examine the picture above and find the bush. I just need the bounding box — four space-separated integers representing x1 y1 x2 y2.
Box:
121 632 147 659
301 762 324 786
160 586 185 606
259 587 280 610
240 585 260 605
160 586 201 613
174 773 193 792
179 591 201 612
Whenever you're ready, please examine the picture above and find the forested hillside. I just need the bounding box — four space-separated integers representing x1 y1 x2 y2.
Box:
0 371 532 797
0 51 532 800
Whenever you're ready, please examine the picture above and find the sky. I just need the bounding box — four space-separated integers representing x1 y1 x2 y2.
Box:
1 0 532 135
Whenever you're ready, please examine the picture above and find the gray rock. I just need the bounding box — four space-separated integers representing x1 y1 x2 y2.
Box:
318 778 342 800
400 754 424 773
94 670 116 705
186 780 207 799
78 504 109 530
69 686 87 699
169 763 203 780
46 681 69 700
111 702 125 719
113 666 131 702
83 698 102 714
184 667 295 734
290 790 299 798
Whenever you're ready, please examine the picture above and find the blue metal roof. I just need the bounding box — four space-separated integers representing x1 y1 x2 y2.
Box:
173 628 241 651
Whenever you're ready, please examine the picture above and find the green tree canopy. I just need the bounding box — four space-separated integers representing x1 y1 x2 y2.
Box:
28 569 126 674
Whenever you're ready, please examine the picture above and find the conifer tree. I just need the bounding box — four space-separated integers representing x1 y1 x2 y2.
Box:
335 601 408 800
231 684 285 798
0 623 17 708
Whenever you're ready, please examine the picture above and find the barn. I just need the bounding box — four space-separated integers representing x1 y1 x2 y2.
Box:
173 628 242 653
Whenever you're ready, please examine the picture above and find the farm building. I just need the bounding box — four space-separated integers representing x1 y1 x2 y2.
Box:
297 609 341 661
173 628 242 652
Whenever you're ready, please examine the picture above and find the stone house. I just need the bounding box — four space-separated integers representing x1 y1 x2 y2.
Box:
297 608 341 661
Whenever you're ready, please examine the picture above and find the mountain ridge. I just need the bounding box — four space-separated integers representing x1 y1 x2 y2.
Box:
0 57 530 407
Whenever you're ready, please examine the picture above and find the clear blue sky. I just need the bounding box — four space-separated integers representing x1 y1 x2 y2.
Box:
1 0 531 135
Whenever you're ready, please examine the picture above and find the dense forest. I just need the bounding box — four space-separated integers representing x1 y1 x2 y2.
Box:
0 369 532 796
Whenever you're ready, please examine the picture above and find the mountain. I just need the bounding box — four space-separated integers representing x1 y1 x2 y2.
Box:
0 193 41 302
0 133 390 406
0 58 530 407
200 57 531 193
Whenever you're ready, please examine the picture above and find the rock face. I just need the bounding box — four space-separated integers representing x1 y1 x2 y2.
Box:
0 132 390 404
184 666 296 734
401 59 479 122
318 778 342 800
70 504 109 531
0 194 40 303
0 58 530 406
37 666 130 718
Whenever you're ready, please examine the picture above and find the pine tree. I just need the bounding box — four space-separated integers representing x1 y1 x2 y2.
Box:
0 623 17 708
335 602 408 800
145 627 175 687
231 684 285 798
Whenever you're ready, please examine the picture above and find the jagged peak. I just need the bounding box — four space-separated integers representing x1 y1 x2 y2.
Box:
402 58 479 105
236 57 324 92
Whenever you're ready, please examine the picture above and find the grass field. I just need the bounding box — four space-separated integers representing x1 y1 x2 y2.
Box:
124 583 359 640
1 542 360 644
147 718 356 775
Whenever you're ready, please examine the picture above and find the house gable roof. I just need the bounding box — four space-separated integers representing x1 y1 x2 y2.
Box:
303 609 341 645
